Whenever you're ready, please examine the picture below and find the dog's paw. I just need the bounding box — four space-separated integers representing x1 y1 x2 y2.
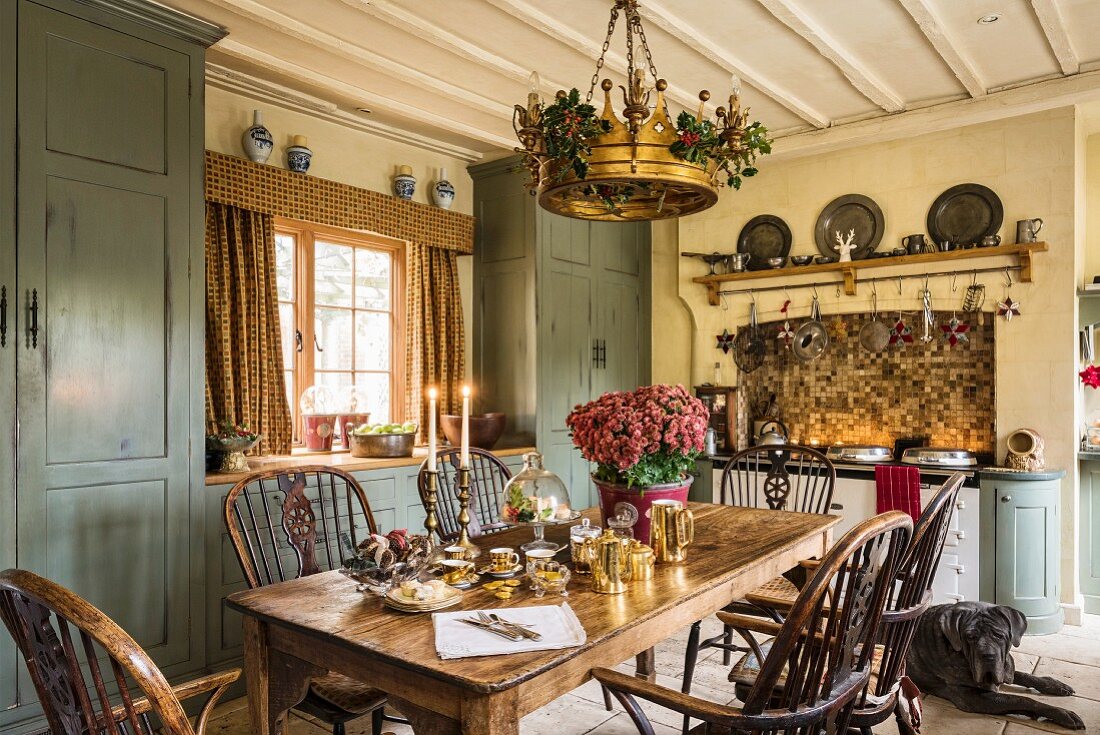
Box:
1035 676 1075 696
1046 707 1085 730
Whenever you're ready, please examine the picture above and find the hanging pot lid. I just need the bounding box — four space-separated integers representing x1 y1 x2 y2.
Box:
859 290 891 353
733 298 766 374
792 295 829 362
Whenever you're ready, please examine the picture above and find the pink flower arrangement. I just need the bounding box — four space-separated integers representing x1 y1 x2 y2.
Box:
566 384 710 488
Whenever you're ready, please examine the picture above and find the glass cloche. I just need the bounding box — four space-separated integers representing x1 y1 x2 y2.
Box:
500 452 580 551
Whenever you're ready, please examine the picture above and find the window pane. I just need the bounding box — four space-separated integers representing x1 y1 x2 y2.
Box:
355 312 390 371
355 248 391 310
355 373 390 424
283 372 295 413
315 371 353 400
315 240 354 307
279 303 296 369
315 307 353 370
275 233 296 302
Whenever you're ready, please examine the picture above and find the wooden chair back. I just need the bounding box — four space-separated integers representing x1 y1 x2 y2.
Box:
224 466 378 588
720 444 836 515
861 472 964 704
741 512 913 730
0 569 194 735
417 449 513 542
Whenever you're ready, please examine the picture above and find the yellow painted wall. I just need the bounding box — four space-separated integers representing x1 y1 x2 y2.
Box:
664 107 1083 603
204 85 475 379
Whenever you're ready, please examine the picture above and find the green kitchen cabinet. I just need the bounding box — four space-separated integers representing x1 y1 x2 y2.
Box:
0 1 221 731
979 469 1066 635
470 158 651 510
1080 459 1100 614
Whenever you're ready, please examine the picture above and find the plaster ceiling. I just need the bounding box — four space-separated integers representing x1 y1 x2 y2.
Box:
163 0 1100 160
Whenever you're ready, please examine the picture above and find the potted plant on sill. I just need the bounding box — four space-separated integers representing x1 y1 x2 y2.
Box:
566 384 709 542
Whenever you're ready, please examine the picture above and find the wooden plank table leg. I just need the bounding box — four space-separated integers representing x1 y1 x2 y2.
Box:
388 696 460 735
243 617 324 735
634 647 657 683
461 691 519 735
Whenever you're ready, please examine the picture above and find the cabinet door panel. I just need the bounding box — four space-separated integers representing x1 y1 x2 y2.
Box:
16 1 194 679
995 486 1059 616
1082 463 1100 599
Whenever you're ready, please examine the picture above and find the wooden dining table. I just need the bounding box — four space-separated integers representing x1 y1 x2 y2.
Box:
227 502 838 735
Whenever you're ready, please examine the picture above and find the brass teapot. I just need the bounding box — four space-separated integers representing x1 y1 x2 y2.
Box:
583 528 633 594
649 499 694 563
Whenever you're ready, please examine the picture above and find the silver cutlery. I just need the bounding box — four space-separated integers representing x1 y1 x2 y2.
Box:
482 611 542 641
460 618 521 640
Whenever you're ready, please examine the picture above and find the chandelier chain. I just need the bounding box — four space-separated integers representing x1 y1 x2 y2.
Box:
587 6 620 102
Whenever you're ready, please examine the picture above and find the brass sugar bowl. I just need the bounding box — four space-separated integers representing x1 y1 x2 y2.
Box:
582 528 633 594
628 540 655 581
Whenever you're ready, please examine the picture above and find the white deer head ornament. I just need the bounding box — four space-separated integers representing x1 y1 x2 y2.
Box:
835 228 857 263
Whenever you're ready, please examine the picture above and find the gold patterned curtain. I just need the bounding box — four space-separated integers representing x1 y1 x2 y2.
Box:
406 243 466 437
205 202 293 455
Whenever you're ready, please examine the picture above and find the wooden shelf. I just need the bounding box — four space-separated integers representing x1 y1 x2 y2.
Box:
692 242 1048 305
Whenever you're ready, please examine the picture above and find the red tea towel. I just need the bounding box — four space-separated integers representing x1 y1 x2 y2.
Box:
875 465 922 523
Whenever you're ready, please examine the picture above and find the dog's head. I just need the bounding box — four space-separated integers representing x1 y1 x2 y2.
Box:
940 603 1027 689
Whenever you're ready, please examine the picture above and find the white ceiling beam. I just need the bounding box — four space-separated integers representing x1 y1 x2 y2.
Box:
636 0 829 128
205 64 484 162
218 0 512 119
215 39 517 149
754 0 905 113
1030 0 1079 75
335 0 574 98
896 0 986 97
481 0 714 116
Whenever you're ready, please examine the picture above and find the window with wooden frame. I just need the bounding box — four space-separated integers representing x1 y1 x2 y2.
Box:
274 218 406 443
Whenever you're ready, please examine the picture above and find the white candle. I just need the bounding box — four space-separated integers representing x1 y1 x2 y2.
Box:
460 385 471 469
427 387 438 473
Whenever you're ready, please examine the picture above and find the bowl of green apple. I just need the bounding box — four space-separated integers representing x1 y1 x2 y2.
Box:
347 421 418 458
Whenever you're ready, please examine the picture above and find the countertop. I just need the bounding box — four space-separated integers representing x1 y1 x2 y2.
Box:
205 445 536 486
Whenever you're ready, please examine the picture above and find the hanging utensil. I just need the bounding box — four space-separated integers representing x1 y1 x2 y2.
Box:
733 296 766 374
962 271 986 312
858 285 891 353
919 281 935 343
792 292 829 362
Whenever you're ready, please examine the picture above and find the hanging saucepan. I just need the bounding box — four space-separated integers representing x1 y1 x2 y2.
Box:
858 288 891 353
733 298 766 374
793 294 829 362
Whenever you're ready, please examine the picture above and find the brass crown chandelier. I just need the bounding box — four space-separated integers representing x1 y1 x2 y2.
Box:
513 0 771 222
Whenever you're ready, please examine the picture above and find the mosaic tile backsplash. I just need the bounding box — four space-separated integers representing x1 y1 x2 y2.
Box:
737 310 995 454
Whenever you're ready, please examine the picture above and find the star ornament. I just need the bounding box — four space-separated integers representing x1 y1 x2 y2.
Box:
776 320 795 349
997 298 1021 321
716 329 735 354
1081 365 1100 389
941 316 970 347
890 319 913 346
828 316 848 341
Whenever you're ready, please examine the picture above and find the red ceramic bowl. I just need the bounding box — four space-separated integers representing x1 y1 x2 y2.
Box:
440 412 507 450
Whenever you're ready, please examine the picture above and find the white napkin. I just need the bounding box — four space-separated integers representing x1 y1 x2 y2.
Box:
432 603 587 660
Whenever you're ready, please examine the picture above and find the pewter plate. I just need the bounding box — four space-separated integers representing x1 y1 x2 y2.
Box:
814 194 884 260
926 183 1003 246
738 214 792 271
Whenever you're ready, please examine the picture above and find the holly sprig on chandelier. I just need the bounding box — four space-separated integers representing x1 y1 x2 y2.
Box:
541 89 611 182
671 112 772 191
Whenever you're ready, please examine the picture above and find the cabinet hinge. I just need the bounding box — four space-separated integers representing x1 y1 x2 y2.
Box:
188 78 193 98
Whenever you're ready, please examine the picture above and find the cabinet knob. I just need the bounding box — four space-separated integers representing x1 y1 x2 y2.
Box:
1000 495 1012 503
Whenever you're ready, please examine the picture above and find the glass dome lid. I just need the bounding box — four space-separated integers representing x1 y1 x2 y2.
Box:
501 452 576 524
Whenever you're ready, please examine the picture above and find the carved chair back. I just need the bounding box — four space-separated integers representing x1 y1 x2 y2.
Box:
417 449 513 542
0 569 194 735
859 472 964 707
224 466 378 588
741 512 912 731
720 444 836 515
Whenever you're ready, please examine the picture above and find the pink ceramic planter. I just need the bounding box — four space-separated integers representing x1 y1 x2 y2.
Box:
592 475 693 546
302 414 338 451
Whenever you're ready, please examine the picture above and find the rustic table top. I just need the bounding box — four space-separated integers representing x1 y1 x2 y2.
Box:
227 503 838 694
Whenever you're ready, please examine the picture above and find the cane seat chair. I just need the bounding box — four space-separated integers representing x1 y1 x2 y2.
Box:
224 466 405 735
595 512 913 735
416 448 513 542
0 569 239 735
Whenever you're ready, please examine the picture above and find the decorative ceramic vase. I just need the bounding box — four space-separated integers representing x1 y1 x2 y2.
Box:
1005 428 1045 471
241 110 274 164
394 165 416 200
433 167 456 209
286 135 312 173
591 474 693 546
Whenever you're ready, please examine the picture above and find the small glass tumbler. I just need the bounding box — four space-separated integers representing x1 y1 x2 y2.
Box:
528 560 571 598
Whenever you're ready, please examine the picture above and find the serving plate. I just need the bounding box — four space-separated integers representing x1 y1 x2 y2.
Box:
926 183 1003 246
814 194 884 260
384 586 462 612
737 215 792 271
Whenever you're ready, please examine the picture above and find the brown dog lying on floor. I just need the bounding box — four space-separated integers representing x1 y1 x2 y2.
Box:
906 602 1084 730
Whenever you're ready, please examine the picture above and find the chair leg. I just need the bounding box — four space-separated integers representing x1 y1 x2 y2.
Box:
370 707 383 735
721 623 734 666
334 721 347 735
681 620 702 735
602 683 614 711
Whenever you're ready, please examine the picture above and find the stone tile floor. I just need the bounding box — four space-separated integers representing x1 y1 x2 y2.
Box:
204 613 1100 735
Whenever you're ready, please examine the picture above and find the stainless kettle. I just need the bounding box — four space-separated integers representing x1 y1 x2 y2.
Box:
756 419 789 446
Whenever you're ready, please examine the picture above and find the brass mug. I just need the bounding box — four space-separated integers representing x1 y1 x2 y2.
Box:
440 559 473 584
443 546 467 561
489 547 520 572
629 541 655 581
649 500 694 564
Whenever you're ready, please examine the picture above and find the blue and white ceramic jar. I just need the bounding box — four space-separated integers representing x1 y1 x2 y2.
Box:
286 135 312 173
394 165 416 200
432 167 456 210
241 110 274 164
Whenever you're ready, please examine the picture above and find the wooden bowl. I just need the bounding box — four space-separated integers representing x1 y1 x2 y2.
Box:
440 413 507 450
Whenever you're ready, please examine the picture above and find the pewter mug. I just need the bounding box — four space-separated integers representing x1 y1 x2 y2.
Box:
726 252 751 273
903 234 926 255
1015 218 1043 244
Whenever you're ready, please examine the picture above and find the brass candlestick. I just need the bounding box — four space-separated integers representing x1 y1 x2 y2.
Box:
455 466 481 558
423 470 440 542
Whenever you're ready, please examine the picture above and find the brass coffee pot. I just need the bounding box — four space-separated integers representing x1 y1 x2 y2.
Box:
583 528 633 594
649 499 694 563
